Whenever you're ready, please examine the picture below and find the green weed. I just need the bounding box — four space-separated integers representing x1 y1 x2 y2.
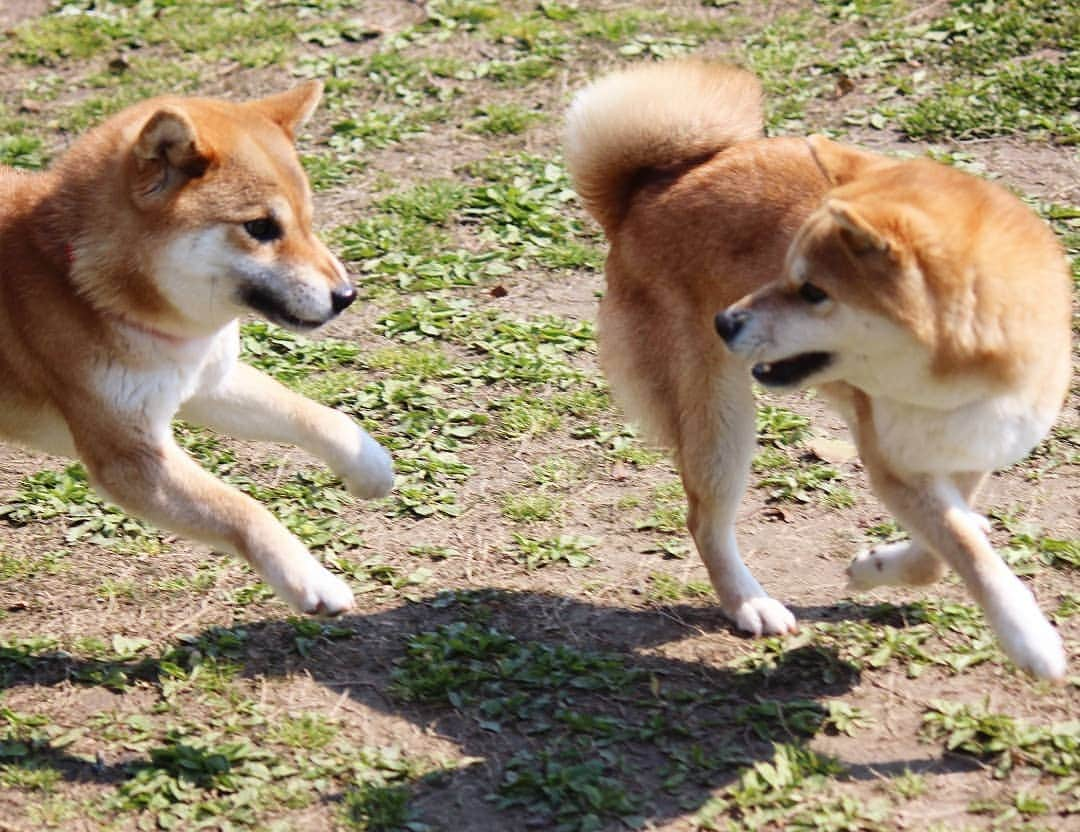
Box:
501 492 564 523
646 572 712 603
0 133 47 169
341 781 418 831
757 462 846 505
468 103 544 135
0 464 160 551
922 700 1079 777
510 534 595 569
756 406 811 447
496 748 640 832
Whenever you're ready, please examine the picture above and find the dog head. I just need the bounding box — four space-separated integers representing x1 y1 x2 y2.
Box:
62 83 353 336
716 144 985 405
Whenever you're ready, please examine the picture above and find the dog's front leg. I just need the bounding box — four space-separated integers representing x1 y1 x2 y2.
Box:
837 390 1063 679
819 383 968 590
869 469 1064 680
180 362 393 499
78 433 355 615
846 417 1062 682
846 471 986 589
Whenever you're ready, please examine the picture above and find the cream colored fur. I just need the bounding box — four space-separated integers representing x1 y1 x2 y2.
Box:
0 83 393 618
564 59 1070 680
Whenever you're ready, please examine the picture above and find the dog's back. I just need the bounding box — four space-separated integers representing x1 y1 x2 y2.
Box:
564 62 842 309
563 62 834 452
0 164 82 448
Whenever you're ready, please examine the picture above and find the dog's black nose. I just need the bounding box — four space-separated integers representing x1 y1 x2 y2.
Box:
331 284 357 313
715 310 749 344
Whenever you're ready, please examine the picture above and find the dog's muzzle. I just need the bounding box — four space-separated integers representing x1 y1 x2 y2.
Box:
752 352 833 387
240 285 327 331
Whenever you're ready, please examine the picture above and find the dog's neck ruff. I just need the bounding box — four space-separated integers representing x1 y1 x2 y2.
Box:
64 242 199 347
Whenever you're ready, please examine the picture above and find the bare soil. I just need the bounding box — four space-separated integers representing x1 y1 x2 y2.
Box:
0 1 1076 830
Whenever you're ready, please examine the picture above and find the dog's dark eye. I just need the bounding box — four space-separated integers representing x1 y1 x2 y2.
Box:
244 217 282 243
799 282 828 304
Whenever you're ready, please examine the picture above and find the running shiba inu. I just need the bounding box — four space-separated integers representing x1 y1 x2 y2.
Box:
564 60 1070 680
0 83 393 616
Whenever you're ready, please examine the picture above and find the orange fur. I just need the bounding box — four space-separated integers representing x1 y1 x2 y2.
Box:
565 59 1070 679
0 83 393 618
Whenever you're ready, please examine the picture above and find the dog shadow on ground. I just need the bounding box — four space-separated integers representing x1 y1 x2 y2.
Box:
0 590 980 829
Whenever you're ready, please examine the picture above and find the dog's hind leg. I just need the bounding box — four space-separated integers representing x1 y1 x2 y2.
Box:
599 293 795 636
600 293 796 636
676 365 798 636
847 471 985 589
180 362 393 499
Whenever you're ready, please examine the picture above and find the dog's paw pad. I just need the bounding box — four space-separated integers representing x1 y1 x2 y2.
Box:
733 597 797 637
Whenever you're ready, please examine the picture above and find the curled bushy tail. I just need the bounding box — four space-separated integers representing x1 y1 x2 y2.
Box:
564 60 764 235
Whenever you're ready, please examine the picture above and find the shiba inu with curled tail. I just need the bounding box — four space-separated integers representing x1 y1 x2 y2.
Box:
564 59 1069 680
0 82 393 616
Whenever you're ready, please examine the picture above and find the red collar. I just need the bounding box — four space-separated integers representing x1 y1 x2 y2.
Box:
110 313 193 346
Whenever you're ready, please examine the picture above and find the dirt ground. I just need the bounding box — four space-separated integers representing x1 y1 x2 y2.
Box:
0 1 1076 830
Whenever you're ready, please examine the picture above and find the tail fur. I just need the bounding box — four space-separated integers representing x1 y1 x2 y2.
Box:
564 60 764 235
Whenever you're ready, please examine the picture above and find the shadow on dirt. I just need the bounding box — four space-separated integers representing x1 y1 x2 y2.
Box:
0 590 980 829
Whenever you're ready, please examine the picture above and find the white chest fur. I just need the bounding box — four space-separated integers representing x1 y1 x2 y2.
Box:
92 322 240 439
870 391 1055 475
0 324 241 459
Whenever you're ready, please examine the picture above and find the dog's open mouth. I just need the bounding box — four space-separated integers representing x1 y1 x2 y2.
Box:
241 286 326 332
752 352 833 387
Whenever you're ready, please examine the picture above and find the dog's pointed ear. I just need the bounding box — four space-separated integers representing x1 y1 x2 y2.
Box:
132 107 212 203
807 135 887 188
249 81 323 141
826 199 891 256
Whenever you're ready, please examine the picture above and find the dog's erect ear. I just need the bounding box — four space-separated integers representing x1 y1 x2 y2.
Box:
807 135 886 188
132 108 212 203
826 199 891 256
249 81 323 141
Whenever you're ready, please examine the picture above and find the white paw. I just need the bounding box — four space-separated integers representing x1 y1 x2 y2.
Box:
999 620 1067 682
847 540 946 589
731 596 798 636
339 428 394 499
983 578 1067 682
279 559 355 617
846 541 916 590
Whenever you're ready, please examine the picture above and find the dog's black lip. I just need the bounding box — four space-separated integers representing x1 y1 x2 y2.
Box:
240 286 326 331
752 352 833 387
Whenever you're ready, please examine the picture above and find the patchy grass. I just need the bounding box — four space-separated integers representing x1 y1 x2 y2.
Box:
0 0 1076 830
